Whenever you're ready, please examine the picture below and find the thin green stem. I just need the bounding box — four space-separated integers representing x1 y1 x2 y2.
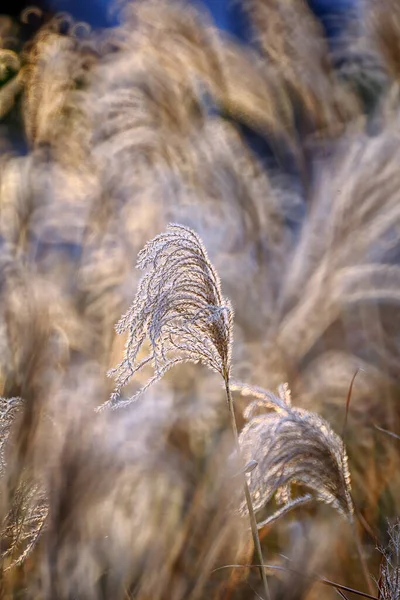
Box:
224 378 271 600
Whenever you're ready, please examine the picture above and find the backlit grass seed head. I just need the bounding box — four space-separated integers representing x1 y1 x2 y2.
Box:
0 396 22 474
378 520 400 600
234 382 354 522
0 396 48 569
101 223 233 410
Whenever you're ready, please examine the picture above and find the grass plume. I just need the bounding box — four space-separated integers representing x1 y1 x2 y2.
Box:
234 382 353 526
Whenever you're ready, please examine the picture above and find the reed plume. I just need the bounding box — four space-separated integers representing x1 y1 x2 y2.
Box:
234 382 353 528
104 222 270 598
363 0 400 83
0 396 45 572
377 520 400 600
245 0 360 140
3 0 400 596
0 47 24 120
0 396 22 473
102 222 233 409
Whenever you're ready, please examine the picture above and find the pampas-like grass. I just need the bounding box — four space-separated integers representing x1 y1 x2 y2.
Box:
0 397 22 474
0 373 249 600
103 223 233 409
244 0 361 140
0 49 23 120
119 0 296 140
22 24 94 163
226 118 400 518
363 0 400 83
377 521 400 600
3 0 400 597
0 397 46 572
104 221 272 598
234 382 353 525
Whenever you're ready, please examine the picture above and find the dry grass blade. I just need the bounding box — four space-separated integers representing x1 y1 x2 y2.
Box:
234 382 354 522
374 425 400 442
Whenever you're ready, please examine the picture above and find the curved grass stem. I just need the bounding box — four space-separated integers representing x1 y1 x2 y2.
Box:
225 378 271 600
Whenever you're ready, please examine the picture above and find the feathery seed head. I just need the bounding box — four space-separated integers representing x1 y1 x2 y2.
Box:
0 396 48 569
102 223 233 410
0 396 22 474
234 382 354 522
378 521 400 600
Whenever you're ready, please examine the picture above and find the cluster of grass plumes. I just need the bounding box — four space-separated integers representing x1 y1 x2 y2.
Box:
244 0 361 140
0 367 249 599
2 0 400 598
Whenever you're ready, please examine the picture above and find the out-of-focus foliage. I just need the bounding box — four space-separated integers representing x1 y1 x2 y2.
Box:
1 0 400 598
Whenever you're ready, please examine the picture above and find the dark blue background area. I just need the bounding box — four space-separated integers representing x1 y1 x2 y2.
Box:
44 0 357 41
202 0 357 44
46 0 118 28
0 0 359 47
307 0 357 42
45 0 252 34
200 1 251 42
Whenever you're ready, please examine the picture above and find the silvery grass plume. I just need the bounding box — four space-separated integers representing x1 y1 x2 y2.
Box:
0 396 22 473
377 521 400 600
22 18 94 163
0 270 80 572
88 0 303 211
117 0 295 142
234 382 354 528
244 0 360 139
256 123 400 517
101 223 233 409
362 0 400 83
102 0 361 205
358 0 400 130
86 0 289 343
0 396 48 570
102 222 271 599
0 48 24 121
0 479 48 571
